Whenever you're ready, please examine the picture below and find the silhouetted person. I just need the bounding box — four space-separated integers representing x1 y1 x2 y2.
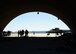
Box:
7 31 11 36
19 30 24 37
25 29 29 37
33 32 35 35
22 30 24 36
18 30 20 37
2 31 7 36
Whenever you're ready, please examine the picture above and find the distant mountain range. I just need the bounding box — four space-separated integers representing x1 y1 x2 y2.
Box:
29 30 71 33
29 31 47 33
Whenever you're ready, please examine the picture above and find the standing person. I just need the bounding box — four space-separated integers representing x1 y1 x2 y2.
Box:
7 31 11 36
18 30 20 37
33 32 35 35
22 30 24 36
19 30 24 37
25 29 29 37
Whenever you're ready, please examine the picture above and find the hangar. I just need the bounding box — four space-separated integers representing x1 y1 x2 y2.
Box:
0 0 76 54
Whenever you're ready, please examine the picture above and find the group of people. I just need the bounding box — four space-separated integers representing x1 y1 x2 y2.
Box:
2 31 11 36
18 29 29 37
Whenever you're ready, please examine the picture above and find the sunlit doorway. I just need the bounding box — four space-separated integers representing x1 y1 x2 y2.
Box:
3 12 70 37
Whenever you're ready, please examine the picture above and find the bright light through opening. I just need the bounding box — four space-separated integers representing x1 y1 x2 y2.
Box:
3 12 70 37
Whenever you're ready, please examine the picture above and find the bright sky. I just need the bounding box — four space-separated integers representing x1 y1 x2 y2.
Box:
3 12 70 32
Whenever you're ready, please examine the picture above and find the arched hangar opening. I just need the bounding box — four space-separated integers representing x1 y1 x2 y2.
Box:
4 11 70 37
2 7 71 32
0 6 74 37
